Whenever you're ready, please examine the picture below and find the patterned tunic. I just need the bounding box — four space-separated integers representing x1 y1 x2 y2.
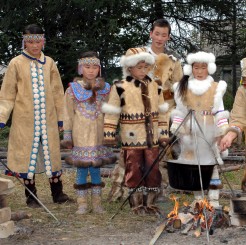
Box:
103 76 169 149
63 79 115 167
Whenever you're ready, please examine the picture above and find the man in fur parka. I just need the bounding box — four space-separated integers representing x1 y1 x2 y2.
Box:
170 51 229 207
220 57 246 192
102 47 169 214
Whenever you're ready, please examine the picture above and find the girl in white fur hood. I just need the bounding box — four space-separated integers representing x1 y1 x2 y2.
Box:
170 51 229 208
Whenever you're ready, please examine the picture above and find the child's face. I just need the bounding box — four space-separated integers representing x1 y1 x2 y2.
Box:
192 62 209 80
129 61 150 80
82 63 100 80
25 40 44 58
150 26 170 50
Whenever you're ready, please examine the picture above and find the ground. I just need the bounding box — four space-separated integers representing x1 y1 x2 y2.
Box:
1 168 246 245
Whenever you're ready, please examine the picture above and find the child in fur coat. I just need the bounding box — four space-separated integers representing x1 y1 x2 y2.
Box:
170 51 229 207
62 51 116 214
102 47 169 215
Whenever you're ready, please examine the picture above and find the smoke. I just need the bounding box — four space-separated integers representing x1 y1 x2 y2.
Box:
176 120 217 166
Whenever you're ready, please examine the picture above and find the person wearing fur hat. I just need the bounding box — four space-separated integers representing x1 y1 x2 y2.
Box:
62 51 117 214
102 47 169 215
170 51 229 207
107 19 183 203
220 57 246 192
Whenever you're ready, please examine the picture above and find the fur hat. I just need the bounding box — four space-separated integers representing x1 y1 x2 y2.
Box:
183 51 216 76
120 47 155 78
241 58 246 77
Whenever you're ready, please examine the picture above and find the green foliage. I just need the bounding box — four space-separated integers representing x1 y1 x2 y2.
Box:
0 126 9 147
0 0 246 92
223 90 235 111
0 126 9 139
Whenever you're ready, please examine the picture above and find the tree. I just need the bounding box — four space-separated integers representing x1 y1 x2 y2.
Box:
0 0 245 94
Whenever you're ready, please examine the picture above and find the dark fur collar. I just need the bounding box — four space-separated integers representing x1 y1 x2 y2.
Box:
125 75 152 87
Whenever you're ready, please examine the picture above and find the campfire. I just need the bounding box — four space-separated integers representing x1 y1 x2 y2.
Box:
149 194 231 245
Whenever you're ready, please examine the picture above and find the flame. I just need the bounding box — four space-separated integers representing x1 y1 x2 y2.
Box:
167 194 179 218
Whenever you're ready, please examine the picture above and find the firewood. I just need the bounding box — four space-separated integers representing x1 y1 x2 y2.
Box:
194 218 201 237
181 221 193 235
149 220 168 245
11 211 32 221
173 218 181 229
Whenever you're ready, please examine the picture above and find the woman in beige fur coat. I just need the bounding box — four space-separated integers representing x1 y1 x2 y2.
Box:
220 57 246 192
0 24 69 207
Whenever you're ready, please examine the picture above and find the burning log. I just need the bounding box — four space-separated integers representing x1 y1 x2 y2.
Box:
149 195 231 244
181 220 193 235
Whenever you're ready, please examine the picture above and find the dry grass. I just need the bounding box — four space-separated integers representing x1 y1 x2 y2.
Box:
0 166 245 244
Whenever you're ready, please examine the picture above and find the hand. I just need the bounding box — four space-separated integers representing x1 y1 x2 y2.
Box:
58 126 64 132
159 138 170 148
219 131 237 152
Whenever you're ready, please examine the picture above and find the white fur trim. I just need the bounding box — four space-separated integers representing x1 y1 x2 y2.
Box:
120 52 155 67
187 51 215 65
212 80 227 114
183 64 192 76
159 103 169 113
188 76 213 95
208 63 217 74
173 82 179 91
120 52 155 78
101 102 121 114
185 51 216 75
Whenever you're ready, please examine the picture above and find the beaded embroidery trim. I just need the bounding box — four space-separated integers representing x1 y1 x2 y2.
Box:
23 34 45 41
27 61 53 179
71 145 114 161
78 57 100 66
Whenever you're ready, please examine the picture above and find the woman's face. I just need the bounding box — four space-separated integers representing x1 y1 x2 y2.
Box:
82 63 100 81
192 62 209 80
25 40 44 58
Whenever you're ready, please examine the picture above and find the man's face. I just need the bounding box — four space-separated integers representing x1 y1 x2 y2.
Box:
150 26 170 49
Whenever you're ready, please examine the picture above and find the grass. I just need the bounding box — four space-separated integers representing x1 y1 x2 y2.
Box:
0 163 245 244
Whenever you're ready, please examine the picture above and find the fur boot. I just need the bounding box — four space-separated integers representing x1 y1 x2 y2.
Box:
146 190 161 215
129 189 146 215
91 183 105 214
74 183 91 214
49 176 69 203
24 178 41 208
107 150 125 202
